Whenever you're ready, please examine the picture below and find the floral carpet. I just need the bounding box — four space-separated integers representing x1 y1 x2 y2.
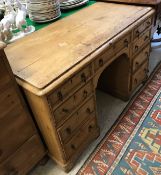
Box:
78 62 161 175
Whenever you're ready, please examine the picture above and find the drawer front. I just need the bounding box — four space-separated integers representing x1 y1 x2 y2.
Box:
114 33 131 53
0 59 11 90
133 17 152 39
0 86 20 119
132 61 148 91
48 65 92 107
132 45 150 73
0 135 45 175
58 97 95 144
53 81 93 125
132 30 151 56
94 47 114 71
0 106 36 164
64 118 97 159
53 96 75 125
74 81 93 107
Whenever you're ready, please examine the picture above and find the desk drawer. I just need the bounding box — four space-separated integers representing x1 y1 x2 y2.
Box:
74 81 93 106
132 61 148 91
52 81 93 125
132 45 150 73
132 30 151 56
0 107 35 164
48 65 92 107
94 47 114 71
114 33 131 53
58 97 95 144
133 17 152 39
64 118 97 159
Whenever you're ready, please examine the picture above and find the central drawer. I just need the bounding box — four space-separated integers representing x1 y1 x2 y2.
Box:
114 33 131 53
94 46 114 72
58 97 95 144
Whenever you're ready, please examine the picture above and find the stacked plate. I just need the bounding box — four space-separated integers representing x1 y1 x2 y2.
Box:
60 0 89 10
27 0 61 23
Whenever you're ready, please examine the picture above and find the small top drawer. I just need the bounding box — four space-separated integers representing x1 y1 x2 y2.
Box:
48 64 92 107
52 81 93 126
94 47 114 72
133 17 152 39
58 97 95 144
132 30 151 56
132 44 150 73
114 33 131 53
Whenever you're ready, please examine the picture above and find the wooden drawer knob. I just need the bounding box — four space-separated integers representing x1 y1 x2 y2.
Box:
124 39 129 47
135 62 139 67
144 35 149 41
88 125 93 132
135 45 139 52
144 68 149 73
146 21 151 26
86 107 91 114
99 58 104 67
134 78 138 84
136 30 140 37
66 128 71 134
62 108 69 113
81 73 87 83
145 51 149 58
71 144 76 150
83 90 88 98
57 91 63 101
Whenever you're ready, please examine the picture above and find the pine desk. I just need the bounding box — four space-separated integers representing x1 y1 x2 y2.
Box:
4 2 155 171
97 0 161 34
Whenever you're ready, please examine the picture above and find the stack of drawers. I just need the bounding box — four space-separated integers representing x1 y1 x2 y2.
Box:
0 48 46 174
131 17 152 91
47 65 99 163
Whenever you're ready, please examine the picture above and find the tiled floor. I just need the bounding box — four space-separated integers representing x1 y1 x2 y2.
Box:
30 34 161 175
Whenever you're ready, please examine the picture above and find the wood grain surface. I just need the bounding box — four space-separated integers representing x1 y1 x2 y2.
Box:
5 2 153 90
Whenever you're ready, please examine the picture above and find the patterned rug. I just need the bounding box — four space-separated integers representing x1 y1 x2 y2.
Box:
78 63 161 175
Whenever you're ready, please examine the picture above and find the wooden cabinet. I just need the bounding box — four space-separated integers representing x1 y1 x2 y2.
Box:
0 43 46 175
4 3 155 172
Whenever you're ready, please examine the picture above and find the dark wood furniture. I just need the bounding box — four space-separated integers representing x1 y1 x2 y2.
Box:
4 2 155 172
0 42 46 175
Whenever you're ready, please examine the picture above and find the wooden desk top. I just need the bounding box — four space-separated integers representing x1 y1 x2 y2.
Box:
5 2 153 91
99 0 161 5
